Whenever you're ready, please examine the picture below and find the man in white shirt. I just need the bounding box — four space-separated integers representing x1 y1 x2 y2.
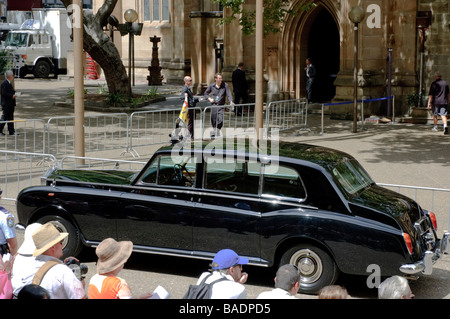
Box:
257 264 300 299
196 249 249 299
13 223 85 299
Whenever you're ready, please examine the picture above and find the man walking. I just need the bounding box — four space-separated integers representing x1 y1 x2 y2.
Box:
204 73 234 138
0 70 18 136
428 71 449 135
180 76 202 139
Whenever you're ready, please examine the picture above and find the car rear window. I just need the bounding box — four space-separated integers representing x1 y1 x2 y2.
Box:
205 159 260 194
204 158 306 200
262 164 306 200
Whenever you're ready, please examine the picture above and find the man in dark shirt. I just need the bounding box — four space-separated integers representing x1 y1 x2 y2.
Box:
305 58 316 103
0 70 18 135
204 73 234 138
232 62 249 116
428 71 449 134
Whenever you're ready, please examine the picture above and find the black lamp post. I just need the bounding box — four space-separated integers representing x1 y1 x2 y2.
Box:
117 9 143 95
348 6 365 133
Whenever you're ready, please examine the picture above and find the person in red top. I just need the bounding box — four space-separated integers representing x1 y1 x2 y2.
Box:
88 238 153 299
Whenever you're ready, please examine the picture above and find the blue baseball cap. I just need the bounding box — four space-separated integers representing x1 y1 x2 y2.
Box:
212 249 249 270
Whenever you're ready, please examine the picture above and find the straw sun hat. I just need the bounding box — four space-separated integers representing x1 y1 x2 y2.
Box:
32 223 69 257
95 238 133 274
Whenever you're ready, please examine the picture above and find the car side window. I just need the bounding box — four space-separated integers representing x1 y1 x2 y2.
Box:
140 155 196 187
262 164 306 200
205 158 260 195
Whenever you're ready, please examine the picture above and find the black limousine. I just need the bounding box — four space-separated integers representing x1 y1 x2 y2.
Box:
16 139 449 293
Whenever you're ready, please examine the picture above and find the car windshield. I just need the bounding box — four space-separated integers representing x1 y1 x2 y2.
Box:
5 32 28 47
332 158 374 195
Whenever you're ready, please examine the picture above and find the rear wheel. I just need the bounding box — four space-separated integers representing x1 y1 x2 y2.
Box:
280 244 339 294
35 215 83 258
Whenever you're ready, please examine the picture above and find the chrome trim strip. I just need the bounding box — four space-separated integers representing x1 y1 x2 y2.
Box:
84 240 270 267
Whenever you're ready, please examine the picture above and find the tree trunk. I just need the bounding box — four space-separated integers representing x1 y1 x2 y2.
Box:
61 0 130 96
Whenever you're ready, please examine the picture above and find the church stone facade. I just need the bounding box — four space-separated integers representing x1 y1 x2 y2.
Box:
97 0 450 116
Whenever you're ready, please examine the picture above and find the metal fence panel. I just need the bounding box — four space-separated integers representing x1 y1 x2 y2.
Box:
46 113 129 155
202 103 261 139
265 99 308 134
0 119 46 153
0 150 57 201
128 107 204 155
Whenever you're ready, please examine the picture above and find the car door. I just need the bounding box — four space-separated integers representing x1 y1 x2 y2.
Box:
116 153 198 252
192 155 262 262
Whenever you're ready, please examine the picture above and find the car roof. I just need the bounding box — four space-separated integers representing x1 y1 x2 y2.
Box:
156 139 353 167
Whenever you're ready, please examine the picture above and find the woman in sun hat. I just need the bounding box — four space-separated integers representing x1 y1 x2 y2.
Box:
88 238 153 299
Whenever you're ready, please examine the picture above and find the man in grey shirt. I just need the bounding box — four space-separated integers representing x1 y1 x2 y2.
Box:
204 73 234 138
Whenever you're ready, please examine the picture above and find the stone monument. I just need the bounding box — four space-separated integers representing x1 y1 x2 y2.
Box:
147 35 163 86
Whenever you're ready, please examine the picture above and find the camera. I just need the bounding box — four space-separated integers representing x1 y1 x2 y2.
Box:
65 259 88 281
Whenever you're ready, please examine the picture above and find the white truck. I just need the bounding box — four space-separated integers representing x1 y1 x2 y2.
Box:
2 9 72 78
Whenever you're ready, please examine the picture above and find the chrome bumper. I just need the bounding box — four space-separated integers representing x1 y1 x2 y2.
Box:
400 232 450 275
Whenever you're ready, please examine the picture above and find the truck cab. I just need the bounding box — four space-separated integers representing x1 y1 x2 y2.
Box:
4 28 53 78
1 9 72 78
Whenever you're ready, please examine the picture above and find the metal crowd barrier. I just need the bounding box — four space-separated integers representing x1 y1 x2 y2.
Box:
126 107 203 157
0 99 307 160
265 99 309 136
0 119 46 154
202 103 257 139
320 96 395 134
0 150 57 202
46 113 129 155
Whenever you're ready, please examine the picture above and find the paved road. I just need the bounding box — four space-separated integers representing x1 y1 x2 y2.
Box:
5 77 450 300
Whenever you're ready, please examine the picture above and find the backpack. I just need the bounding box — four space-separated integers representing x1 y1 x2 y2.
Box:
183 273 228 299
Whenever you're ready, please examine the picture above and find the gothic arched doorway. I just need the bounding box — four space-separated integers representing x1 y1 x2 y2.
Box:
280 2 340 101
307 9 340 102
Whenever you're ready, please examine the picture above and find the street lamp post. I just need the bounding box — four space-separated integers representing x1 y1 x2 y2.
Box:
348 6 365 133
118 9 143 95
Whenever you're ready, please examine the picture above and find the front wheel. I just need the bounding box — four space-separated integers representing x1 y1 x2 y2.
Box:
35 215 83 259
33 59 51 78
280 244 339 294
